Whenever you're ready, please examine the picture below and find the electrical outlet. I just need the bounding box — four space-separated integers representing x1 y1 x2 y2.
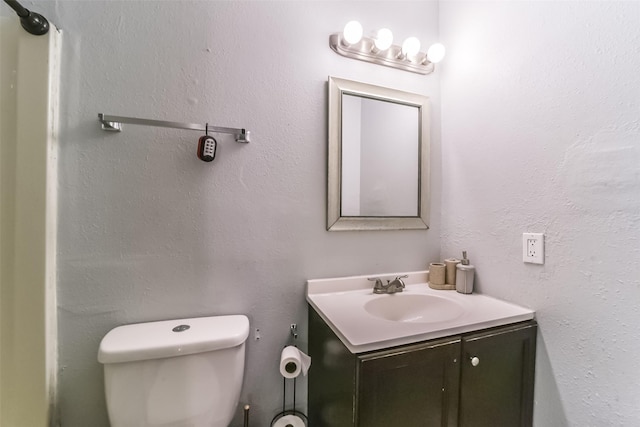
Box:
522 233 544 264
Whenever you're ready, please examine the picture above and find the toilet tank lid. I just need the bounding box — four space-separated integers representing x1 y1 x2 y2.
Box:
98 315 249 364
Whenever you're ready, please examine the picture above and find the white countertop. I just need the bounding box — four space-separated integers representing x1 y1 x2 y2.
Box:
307 270 535 353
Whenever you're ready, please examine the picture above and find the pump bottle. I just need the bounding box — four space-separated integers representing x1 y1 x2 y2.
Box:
456 251 475 294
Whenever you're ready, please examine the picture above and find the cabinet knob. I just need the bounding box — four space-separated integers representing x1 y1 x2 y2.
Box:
470 356 480 367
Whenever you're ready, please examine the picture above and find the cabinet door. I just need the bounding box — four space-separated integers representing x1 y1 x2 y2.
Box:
357 338 461 427
308 308 358 427
459 322 537 427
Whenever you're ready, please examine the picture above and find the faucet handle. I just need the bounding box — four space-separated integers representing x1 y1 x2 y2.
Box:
368 277 385 293
394 275 408 287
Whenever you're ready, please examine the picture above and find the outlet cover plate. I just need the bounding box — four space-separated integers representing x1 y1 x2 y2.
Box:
523 233 544 264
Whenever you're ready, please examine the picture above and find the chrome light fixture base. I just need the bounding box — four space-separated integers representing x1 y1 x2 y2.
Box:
329 33 435 75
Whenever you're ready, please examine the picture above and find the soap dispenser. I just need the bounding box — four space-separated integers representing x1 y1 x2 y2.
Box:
456 251 475 294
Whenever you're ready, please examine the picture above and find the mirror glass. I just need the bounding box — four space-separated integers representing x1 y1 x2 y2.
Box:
327 77 430 231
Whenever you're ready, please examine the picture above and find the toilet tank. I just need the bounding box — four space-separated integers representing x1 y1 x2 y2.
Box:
98 315 249 427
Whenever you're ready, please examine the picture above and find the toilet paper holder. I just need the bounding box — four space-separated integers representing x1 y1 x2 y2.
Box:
271 323 308 426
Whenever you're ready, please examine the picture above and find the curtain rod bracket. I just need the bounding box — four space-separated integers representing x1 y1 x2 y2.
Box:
98 114 122 132
3 0 50 35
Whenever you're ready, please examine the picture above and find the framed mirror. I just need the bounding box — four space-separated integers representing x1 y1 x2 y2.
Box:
327 76 430 231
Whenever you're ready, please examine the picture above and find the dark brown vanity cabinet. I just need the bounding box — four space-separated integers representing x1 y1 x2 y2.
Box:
357 336 461 427
458 322 537 427
308 307 537 427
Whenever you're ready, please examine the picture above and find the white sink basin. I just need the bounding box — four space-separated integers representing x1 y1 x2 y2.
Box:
307 270 535 353
365 294 464 323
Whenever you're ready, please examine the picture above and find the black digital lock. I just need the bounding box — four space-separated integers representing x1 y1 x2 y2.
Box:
197 135 217 162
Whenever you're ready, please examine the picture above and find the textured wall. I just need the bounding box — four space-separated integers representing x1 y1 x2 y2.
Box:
34 1 442 426
440 1 640 426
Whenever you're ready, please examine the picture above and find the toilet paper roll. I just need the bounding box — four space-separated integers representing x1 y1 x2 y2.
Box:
279 346 311 379
272 414 306 427
429 263 446 285
445 258 461 285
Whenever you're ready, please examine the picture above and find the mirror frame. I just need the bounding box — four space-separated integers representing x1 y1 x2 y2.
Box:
327 76 430 231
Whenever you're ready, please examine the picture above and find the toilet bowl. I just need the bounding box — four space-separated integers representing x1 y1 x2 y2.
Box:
98 315 249 427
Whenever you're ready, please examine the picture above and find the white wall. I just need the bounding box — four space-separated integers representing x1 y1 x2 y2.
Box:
440 1 640 426
31 1 442 426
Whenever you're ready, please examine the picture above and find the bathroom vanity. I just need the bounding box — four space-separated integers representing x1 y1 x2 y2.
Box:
306 271 536 427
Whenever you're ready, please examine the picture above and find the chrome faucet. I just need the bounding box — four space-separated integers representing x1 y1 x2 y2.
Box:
368 275 408 294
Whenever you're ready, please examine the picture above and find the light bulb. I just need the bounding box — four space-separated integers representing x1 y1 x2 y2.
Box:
401 36 421 59
374 28 393 51
343 21 363 45
427 43 446 63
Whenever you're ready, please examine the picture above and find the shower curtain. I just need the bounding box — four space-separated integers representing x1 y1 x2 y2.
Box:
0 16 60 427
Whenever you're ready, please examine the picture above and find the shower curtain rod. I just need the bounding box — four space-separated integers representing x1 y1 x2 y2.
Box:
3 0 49 35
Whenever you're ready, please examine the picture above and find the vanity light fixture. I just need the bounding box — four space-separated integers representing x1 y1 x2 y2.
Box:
426 43 446 64
373 28 393 52
400 36 421 59
329 21 445 75
342 20 363 45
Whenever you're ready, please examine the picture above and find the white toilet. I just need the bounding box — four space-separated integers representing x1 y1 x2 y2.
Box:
98 315 249 427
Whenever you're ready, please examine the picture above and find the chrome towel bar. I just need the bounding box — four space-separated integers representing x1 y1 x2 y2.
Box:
98 113 251 143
